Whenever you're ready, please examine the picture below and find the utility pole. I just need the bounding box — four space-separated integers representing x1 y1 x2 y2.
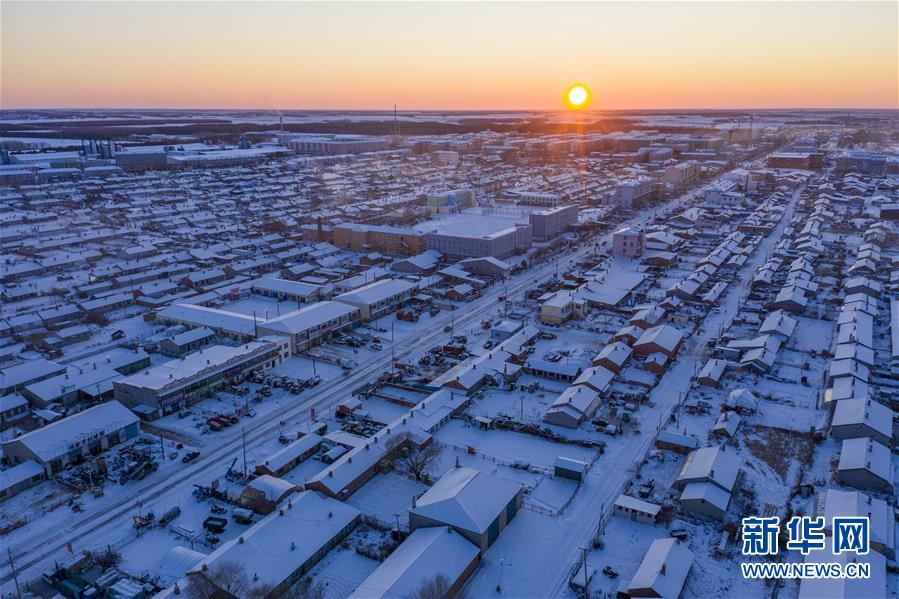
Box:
241 428 248 478
581 545 589 599
8 547 22 599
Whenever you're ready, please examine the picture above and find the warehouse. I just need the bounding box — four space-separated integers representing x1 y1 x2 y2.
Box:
188 491 360 598
113 337 290 416
408 466 523 554
1 400 140 475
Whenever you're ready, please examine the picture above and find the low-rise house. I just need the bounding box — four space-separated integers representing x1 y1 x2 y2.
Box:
633 325 683 358
628 538 694 598
815 489 895 559
0 393 29 429
334 278 416 321
613 495 661 524
655 431 699 455
159 327 215 357
0 460 46 500
554 456 589 482
697 358 728 387
836 437 893 492
830 398 893 448
408 466 523 554
592 342 633 373
674 446 741 521
544 385 600 428
798 537 886 599
539 289 587 325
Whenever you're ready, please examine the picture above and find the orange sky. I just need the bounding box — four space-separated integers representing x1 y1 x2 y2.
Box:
2 1 897 110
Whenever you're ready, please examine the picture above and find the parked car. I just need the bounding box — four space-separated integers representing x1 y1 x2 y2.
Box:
182 450 201 463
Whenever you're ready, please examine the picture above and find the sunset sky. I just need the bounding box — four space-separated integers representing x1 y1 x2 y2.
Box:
1 1 896 111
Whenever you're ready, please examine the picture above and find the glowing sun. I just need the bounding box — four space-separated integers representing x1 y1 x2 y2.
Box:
565 83 591 109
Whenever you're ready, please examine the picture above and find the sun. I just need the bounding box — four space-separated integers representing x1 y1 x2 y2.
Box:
565 83 591 110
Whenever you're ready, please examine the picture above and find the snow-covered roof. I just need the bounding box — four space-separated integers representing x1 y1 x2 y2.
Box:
251 277 321 297
817 489 894 552
244 474 299 502
257 434 323 474
593 342 632 367
335 278 416 306
259 301 359 335
614 494 661 516
2 400 138 462
628 538 694 598
572 365 615 393
837 437 892 483
680 481 731 511
0 460 44 494
158 303 259 337
410 466 522 535
0 359 66 393
831 399 893 440
675 446 740 492
189 491 360 593
634 324 683 353
758 309 797 339
349 526 479 599
116 340 280 392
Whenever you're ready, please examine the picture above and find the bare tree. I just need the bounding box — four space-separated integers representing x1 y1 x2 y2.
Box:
285 577 326 599
406 573 466 599
186 561 250 599
386 432 442 481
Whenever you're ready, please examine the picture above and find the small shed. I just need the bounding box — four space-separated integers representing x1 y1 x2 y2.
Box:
613 494 661 524
554 456 588 482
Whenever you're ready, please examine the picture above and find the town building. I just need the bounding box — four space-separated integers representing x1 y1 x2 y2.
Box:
2 400 140 475
113 337 290 416
258 301 360 352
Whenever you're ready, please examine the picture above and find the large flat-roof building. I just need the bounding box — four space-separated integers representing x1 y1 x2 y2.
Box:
113 337 290 416
418 214 532 259
333 223 426 256
529 204 578 241
283 134 388 155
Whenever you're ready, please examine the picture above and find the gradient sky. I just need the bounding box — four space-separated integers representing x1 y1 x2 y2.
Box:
2 1 897 110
